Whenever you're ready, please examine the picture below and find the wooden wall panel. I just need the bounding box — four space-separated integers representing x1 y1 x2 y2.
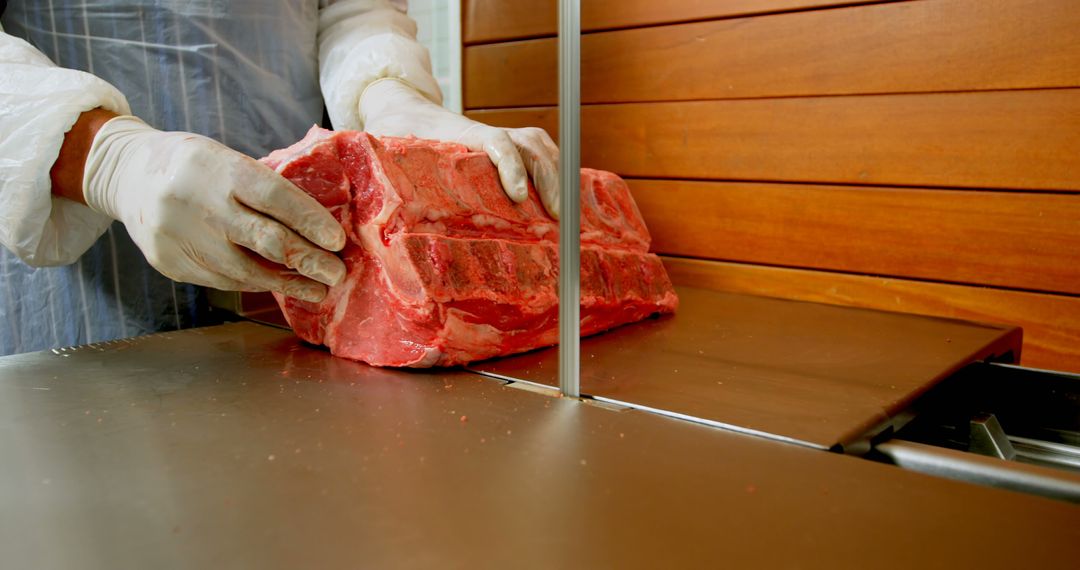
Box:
468 105 558 136
465 0 1080 108
628 180 1080 295
467 89 1080 191
464 1 1080 372
662 257 1080 373
463 0 892 44
464 0 555 44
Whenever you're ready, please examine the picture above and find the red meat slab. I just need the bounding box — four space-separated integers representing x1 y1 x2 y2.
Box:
262 127 678 367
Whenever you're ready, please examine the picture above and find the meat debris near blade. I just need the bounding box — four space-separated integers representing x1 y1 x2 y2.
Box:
261 127 678 367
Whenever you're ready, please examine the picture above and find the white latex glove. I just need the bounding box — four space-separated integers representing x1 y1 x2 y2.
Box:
359 79 561 219
82 116 347 302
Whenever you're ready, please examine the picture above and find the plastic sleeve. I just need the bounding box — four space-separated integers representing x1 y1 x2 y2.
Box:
317 0 442 131
0 29 132 266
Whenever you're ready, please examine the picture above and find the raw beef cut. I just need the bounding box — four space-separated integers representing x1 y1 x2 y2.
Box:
261 126 678 367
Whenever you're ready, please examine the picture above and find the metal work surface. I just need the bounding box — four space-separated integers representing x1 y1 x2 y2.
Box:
2 322 1076 569
472 286 1021 449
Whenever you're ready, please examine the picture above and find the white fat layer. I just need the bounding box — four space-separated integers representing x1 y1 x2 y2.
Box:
272 128 334 173
441 308 505 352
407 347 444 368
360 225 432 310
323 271 360 347
469 214 512 231
412 222 448 234
404 201 452 222
365 140 404 227
529 222 557 240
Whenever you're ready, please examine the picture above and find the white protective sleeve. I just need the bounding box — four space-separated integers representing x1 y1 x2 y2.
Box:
0 23 132 267
318 0 443 131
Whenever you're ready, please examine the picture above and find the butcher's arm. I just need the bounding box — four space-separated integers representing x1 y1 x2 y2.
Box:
316 0 441 129
0 23 131 266
317 0 561 218
50 108 120 206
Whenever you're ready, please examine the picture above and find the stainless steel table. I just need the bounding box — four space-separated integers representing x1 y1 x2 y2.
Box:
1 322 1075 569
472 286 1021 450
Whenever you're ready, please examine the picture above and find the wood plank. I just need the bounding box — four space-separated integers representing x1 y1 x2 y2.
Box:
463 0 555 45
661 257 1080 373
465 0 1080 108
463 0 892 44
470 105 558 135
627 180 1080 295
466 89 1080 191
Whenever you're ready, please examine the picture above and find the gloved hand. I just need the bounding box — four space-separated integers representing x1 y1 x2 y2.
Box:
359 78 561 219
82 116 347 302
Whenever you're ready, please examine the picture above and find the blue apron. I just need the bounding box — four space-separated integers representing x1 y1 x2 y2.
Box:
0 0 325 354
